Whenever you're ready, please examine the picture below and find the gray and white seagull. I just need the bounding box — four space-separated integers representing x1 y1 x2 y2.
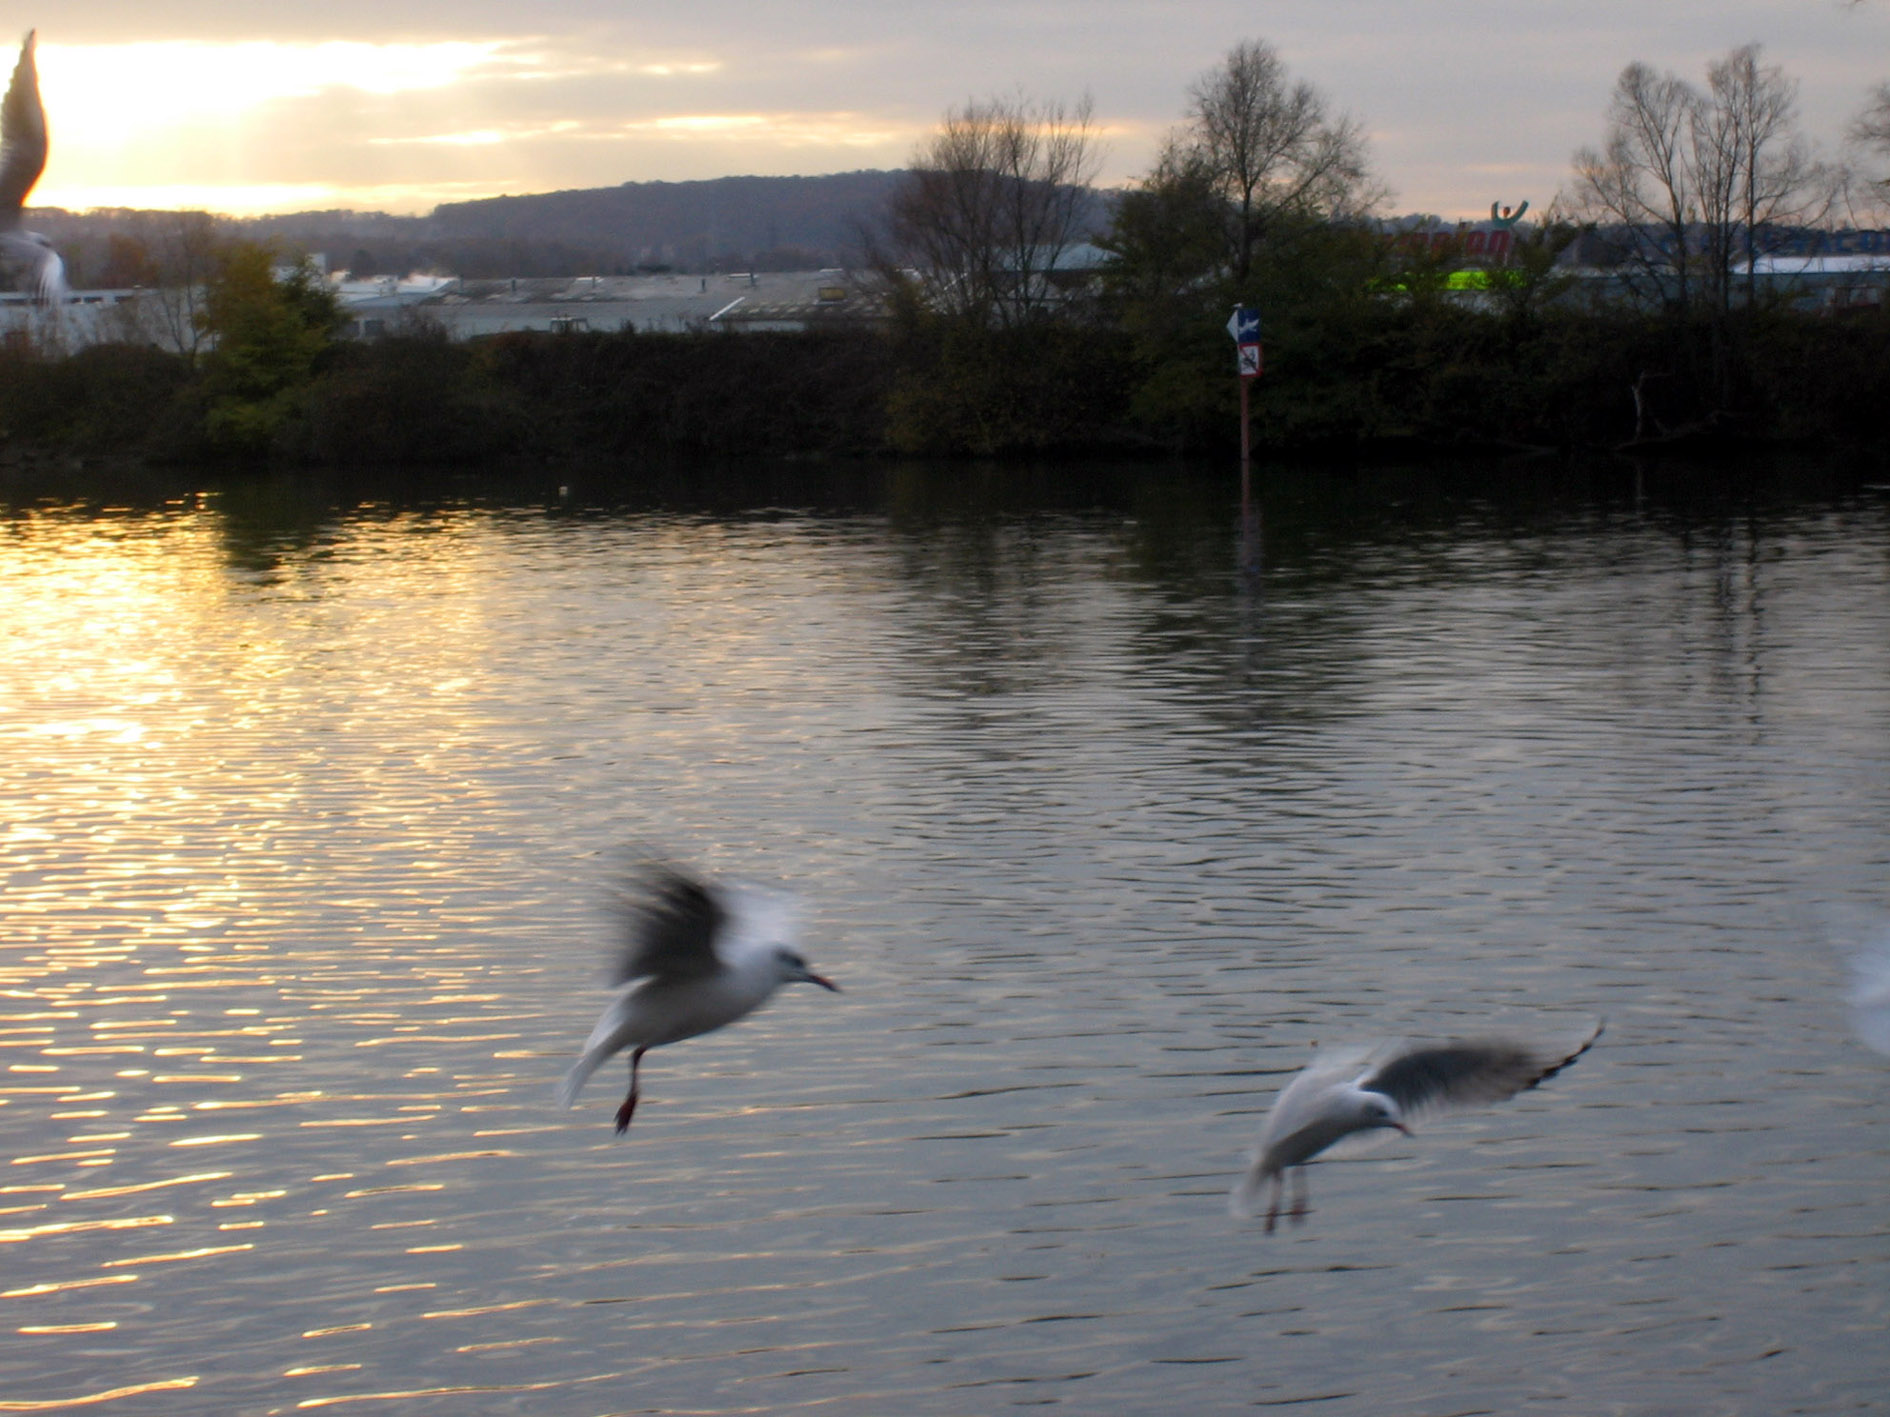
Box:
1 30 65 305
1232 1021 1602 1233
557 863 839 1134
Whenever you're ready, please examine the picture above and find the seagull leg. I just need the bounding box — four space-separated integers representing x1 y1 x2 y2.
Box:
614 1047 646 1135
1288 1168 1311 1225
1263 1174 1283 1235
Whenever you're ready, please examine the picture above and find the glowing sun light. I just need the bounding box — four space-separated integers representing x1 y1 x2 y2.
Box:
33 39 512 148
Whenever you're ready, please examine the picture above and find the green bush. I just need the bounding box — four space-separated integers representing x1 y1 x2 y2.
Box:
197 243 342 457
884 318 1142 456
0 339 193 454
284 332 530 466
475 327 895 458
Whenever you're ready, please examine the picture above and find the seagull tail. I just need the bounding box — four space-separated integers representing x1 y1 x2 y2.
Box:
555 1050 605 1110
1228 1158 1273 1220
558 992 640 1109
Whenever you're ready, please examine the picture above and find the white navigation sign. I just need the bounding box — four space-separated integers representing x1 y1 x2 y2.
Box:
1227 306 1262 378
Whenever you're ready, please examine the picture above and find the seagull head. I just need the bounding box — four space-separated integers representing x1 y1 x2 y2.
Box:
772 947 839 993
1354 1090 1411 1137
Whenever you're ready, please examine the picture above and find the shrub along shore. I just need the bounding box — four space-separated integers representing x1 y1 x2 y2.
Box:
4 296 1889 472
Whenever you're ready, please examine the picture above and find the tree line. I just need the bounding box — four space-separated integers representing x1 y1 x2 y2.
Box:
5 37 1890 468
868 37 1888 457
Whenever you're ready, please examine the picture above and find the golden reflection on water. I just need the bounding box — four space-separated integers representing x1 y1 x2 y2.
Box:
0 492 887 1406
0 1377 201 1410
1 499 575 1410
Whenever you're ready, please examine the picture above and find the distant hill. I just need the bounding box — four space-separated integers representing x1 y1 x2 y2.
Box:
237 171 912 278
28 170 1111 285
429 171 910 268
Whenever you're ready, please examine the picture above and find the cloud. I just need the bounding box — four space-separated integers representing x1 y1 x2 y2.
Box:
23 3 1890 217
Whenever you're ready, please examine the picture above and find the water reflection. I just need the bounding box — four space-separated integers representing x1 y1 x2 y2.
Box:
2 461 1888 1414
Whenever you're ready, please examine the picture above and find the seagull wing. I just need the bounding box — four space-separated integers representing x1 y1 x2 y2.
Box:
32 240 64 303
0 32 48 217
1360 1023 1601 1122
1850 939 1890 1055
606 864 726 985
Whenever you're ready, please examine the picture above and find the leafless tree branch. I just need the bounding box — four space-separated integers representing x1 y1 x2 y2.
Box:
886 92 1101 328
1568 46 1834 315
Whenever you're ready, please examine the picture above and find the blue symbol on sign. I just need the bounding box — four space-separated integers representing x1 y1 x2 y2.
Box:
1227 307 1261 343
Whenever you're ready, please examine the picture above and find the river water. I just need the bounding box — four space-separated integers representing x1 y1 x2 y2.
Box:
2 460 1887 1415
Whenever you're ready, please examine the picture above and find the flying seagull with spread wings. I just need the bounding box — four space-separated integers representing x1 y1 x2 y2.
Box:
1232 1020 1602 1233
557 863 839 1134
1 30 66 305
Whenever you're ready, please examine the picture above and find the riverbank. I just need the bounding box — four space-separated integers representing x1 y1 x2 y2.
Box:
4 301 1888 470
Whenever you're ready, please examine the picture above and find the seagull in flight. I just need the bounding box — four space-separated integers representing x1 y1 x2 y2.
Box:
557 863 839 1134
1231 1021 1602 1233
1 30 66 305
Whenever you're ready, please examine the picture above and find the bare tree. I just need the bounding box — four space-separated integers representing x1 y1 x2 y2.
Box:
886 92 1102 328
1571 62 1703 309
1709 46 1833 302
1571 46 1831 314
1174 39 1379 283
1848 80 1890 213
100 211 222 360
1854 82 1890 154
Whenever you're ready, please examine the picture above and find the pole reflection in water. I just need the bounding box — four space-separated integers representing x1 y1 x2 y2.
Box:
1238 497 1262 585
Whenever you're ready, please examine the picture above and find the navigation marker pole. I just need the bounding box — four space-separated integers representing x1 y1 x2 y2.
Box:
1227 306 1263 578
1239 367 1253 516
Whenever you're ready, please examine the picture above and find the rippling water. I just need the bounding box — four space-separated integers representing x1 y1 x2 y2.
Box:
3 462 1888 1414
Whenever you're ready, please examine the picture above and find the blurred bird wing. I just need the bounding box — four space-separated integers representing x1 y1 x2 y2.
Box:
32 240 63 303
1361 1023 1602 1123
0 32 48 215
1850 938 1890 1055
605 865 726 985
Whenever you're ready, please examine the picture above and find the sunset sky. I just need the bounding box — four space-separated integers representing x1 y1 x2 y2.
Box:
21 1 1890 219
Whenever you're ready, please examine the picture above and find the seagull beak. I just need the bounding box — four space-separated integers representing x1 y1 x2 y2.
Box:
806 972 840 993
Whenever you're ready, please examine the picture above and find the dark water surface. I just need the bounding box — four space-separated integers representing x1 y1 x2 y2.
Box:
3 461 1888 1414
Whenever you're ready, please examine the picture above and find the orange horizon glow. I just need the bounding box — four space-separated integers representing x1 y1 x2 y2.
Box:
24 36 936 218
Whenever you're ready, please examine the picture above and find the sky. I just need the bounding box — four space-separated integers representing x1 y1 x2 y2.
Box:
18 1 1890 220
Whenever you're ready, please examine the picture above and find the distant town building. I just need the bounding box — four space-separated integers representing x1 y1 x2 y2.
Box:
8 226 1886 349
0 288 186 351
329 268 888 340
